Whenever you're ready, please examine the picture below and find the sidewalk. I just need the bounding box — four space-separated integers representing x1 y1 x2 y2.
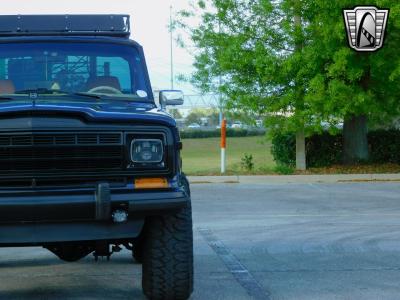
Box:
188 174 400 184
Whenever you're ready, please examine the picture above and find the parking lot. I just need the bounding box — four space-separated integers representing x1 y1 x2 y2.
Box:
1 182 400 299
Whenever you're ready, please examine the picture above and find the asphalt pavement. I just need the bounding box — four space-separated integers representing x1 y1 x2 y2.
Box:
1 182 400 299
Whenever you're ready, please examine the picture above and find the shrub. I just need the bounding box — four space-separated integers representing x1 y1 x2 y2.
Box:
369 129 400 164
274 164 295 175
271 129 400 167
271 132 296 166
240 153 254 171
306 133 343 167
180 129 265 139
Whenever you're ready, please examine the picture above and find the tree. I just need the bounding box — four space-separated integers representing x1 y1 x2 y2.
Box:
178 0 400 165
185 108 207 125
168 108 183 119
207 109 221 126
303 0 400 163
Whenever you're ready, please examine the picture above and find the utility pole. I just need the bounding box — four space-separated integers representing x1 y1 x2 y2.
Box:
170 5 174 90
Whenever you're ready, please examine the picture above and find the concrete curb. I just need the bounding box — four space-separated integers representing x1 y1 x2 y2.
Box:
188 174 400 184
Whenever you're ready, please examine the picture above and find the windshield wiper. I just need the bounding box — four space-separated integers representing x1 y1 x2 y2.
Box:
72 92 146 102
15 88 144 102
0 95 14 100
15 88 70 95
72 92 102 99
15 89 103 101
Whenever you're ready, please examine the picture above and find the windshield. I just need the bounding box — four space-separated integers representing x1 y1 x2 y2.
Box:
0 42 151 101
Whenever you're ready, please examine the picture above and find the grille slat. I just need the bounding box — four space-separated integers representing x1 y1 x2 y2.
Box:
12 136 33 146
55 135 75 144
0 133 122 147
0 132 124 172
77 134 98 144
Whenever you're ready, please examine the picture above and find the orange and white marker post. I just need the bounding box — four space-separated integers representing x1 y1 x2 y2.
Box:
221 119 227 174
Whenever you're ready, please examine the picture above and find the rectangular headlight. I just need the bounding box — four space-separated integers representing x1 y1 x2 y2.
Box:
130 139 164 163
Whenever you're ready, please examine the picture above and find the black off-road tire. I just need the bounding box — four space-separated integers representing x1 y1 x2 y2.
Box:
141 176 193 300
142 204 193 300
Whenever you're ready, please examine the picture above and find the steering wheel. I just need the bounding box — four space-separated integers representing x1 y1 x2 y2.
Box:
87 86 123 95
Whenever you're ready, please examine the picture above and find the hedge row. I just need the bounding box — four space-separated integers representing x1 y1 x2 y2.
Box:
180 129 265 139
271 129 400 167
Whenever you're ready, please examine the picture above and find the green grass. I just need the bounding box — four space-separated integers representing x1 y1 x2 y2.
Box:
181 136 276 175
181 136 400 175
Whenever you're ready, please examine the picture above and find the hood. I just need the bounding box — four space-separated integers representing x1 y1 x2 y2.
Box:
0 98 176 127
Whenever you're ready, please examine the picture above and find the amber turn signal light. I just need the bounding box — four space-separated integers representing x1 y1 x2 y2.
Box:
134 178 169 189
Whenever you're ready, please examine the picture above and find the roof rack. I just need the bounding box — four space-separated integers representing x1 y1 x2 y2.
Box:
0 15 130 38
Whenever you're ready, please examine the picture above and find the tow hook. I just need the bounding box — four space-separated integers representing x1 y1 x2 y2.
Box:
93 242 123 261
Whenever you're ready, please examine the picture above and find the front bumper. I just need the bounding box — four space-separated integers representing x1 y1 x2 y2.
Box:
0 183 189 246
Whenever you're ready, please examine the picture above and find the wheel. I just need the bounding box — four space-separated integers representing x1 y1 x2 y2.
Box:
141 175 193 300
141 203 193 300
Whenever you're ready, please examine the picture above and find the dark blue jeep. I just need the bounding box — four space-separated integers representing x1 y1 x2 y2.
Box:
0 15 193 300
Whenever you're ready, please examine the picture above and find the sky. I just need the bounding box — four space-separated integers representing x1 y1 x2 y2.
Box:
0 0 197 95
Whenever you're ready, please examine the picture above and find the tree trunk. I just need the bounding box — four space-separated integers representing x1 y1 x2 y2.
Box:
343 114 369 164
296 130 306 170
294 3 306 170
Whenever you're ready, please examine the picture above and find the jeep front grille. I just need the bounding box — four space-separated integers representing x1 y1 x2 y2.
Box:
0 133 122 147
0 132 124 172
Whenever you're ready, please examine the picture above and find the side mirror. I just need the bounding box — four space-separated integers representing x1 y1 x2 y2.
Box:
159 90 184 109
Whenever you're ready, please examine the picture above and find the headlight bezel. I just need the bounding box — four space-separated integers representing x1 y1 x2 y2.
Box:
130 138 164 164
